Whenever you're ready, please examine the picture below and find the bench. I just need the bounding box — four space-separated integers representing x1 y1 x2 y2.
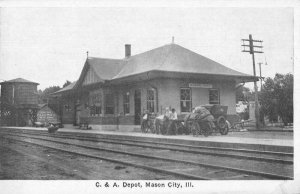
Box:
231 119 254 129
79 122 92 130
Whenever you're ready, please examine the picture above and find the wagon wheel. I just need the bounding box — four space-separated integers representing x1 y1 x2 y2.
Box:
191 121 200 137
141 120 149 133
201 121 212 137
173 122 179 135
145 120 151 133
161 124 167 135
161 120 169 135
184 120 191 135
149 121 156 134
155 122 161 134
220 122 229 135
217 116 227 129
185 121 192 135
140 121 145 133
176 122 184 135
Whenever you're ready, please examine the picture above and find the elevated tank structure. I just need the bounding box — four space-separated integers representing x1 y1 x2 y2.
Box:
0 78 39 126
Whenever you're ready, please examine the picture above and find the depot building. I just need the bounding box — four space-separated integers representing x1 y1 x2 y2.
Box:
53 43 256 130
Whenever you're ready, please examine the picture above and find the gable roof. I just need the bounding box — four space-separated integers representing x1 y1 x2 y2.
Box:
0 78 39 85
59 81 77 92
73 58 124 89
70 43 256 90
88 58 124 80
51 81 76 95
113 44 252 79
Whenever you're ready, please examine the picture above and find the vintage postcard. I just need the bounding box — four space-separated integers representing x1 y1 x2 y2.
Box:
0 0 299 193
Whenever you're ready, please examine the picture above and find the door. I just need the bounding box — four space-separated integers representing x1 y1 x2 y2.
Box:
75 100 81 125
134 89 141 125
76 108 81 125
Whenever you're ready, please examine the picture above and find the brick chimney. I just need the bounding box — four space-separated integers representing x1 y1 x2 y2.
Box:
125 44 131 58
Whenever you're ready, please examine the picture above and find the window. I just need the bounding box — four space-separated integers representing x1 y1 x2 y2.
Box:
209 89 220 104
105 93 114 114
90 93 102 116
180 88 191 112
147 89 155 113
64 104 72 112
123 92 130 114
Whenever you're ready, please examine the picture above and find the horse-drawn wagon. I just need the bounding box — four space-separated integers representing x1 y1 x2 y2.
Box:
184 105 229 137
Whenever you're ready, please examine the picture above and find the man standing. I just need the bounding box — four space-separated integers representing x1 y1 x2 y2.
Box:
167 108 178 135
169 108 178 120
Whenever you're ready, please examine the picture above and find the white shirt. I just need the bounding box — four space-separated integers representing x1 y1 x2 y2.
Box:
170 112 178 120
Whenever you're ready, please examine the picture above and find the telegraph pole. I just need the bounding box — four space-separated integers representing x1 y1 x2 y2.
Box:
258 62 263 90
242 34 263 129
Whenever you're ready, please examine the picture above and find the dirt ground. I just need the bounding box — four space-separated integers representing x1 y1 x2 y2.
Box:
0 137 177 180
0 127 293 180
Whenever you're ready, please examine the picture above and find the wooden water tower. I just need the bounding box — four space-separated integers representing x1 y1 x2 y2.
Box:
0 78 39 126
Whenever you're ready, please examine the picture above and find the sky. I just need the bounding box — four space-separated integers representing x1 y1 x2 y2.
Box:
0 7 294 90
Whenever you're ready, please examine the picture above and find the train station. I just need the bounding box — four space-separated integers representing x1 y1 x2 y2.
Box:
51 43 257 131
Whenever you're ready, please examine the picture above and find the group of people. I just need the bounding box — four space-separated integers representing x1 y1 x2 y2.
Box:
142 107 180 135
154 107 182 135
164 107 178 121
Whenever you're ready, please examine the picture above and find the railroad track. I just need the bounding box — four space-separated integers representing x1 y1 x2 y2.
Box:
0 129 293 180
0 129 293 164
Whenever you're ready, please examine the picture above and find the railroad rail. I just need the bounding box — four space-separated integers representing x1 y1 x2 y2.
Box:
0 129 293 164
0 129 293 180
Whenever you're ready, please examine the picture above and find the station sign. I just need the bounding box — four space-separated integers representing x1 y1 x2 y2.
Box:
188 83 212 88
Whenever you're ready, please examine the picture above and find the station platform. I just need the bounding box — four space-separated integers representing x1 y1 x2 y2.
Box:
0 126 294 153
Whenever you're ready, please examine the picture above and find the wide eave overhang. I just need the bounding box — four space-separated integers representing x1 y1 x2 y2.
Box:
108 70 258 85
50 82 105 97
51 70 258 95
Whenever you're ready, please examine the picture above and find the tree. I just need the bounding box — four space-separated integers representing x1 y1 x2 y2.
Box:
36 86 61 115
63 80 72 88
236 86 248 102
39 86 61 104
236 86 255 102
37 89 44 104
260 73 293 126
